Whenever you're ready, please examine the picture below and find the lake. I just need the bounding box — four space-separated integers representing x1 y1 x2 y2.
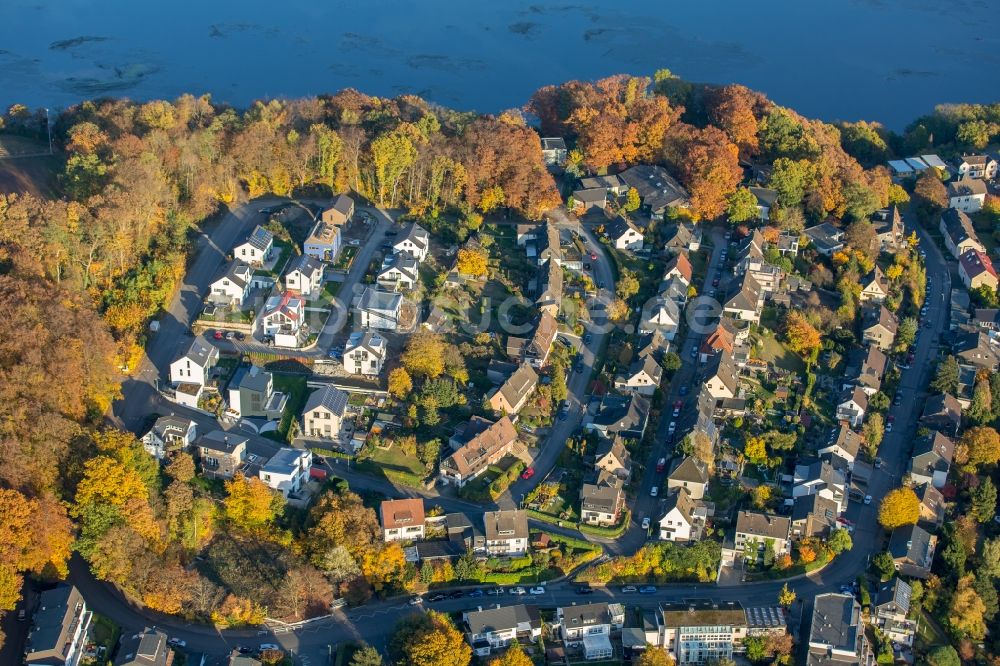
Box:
1 0 998 129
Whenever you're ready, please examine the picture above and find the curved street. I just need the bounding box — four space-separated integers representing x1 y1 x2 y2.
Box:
84 198 949 664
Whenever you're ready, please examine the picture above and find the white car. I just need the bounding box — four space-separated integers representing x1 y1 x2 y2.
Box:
641 517 651 530
668 421 676 434
650 486 659 497
512 587 527 595
529 586 546 595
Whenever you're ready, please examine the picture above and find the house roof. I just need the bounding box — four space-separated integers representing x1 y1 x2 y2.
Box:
664 222 696 249
303 385 349 417
238 224 274 252
661 487 696 525
875 578 912 613
809 594 861 654
593 393 650 435
791 493 839 527
346 329 387 358
664 252 693 283
114 628 170 666
921 393 962 426
642 295 681 328
659 600 746 628
466 604 540 635
529 312 558 357
956 154 989 167
579 175 623 191
580 475 623 513
735 510 791 540
178 336 218 369
286 252 324 278
605 215 641 241
725 273 762 313
483 509 529 542
396 222 429 251
442 416 518 477
595 435 632 470
380 254 420 281
840 386 869 412
25 585 85 665
705 349 740 395
262 291 304 321
541 137 567 151
824 425 863 459
861 266 888 294
749 187 778 208
803 222 845 252
261 447 309 475
380 498 425 530
889 523 933 564
701 318 737 355
618 165 690 212
953 330 999 368
669 456 709 485
911 431 954 472
573 187 608 204
850 346 887 385
960 249 997 281
559 602 616 628
147 415 195 442
862 304 898 336
626 354 664 385
330 193 354 217
948 178 988 197
637 329 670 360
358 287 402 315
917 482 945 519
940 208 979 247
496 363 539 408
214 260 252 289
196 430 248 455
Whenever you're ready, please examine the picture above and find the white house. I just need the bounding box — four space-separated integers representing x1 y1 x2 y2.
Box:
483 509 529 557
817 425 863 471
302 385 349 440
343 330 388 376
208 261 253 307
939 207 984 259
377 255 419 291
948 178 988 213
380 498 426 542
284 253 325 297
356 287 402 330
835 387 868 428
858 266 889 304
614 355 663 396
393 222 430 261
260 292 305 347
259 447 313 498
639 296 680 340
233 225 274 267
734 511 792 557
954 154 998 181
556 603 624 660
793 459 847 514
606 216 644 251
909 431 954 489
169 336 219 386
141 415 197 460
659 488 700 542
464 605 542 656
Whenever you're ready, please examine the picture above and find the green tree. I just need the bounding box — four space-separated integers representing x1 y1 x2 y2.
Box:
63 153 109 200
956 120 993 150
743 636 767 662
351 646 384 666
550 360 569 404
725 187 759 223
970 478 997 523
617 269 640 300
827 529 853 555
862 413 884 454
893 317 918 353
661 352 682 374
624 187 641 213
926 646 960 666
979 537 1000 579
930 355 960 395
768 158 813 207
872 551 896 580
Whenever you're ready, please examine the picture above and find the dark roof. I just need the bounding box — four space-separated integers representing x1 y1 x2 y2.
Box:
618 165 690 212
862 304 897 335
605 215 641 241
809 594 861 655
736 510 790 540
196 430 248 455
541 137 567 151
239 224 274 252
415 539 466 561
397 222 429 251
303 385 349 417
330 193 354 216
286 252 324 277
911 431 954 472
889 524 934 565
180 336 218 367
573 188 608 204
661 487 696 524
466 604 541 635
704 349 740 395
948 178 988 197
560 602 616 628
114 628 169 666
213 260 252 289
669 456 709 484
875 578 912 614
803 222 845 252
749 187 778 207
725 273 762 312
593 393 650 435
940 208 979 247
25 585 84 665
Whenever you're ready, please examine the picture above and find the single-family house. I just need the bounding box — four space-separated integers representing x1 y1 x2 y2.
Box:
803 222 845 256
749 187 778 221
169 336 219 387
858 266 889 303
618 165 690 218
580 471 625 526
24 585 92 666
663 222 701 254
208 261 253 306
637 329 671 362
302 385 349 440
861 305 898 351
953 329 1000 372
322 194 355 227
606 216 644 251
227 365 286 419
489 362 538 415
959 249 998 291
284 253 325 296
734 511 792 557
579 174 627 195
380 498 425 542
920 393 962 435
790 494 840 539
939 208 984 258
304 215 342 262
556 602 624 660
260 292 305 347
196 430 248 479
835 387 868 428
594 436 633 481
464 605 542 656
536 257 563 317
233 225 274 267
658 488 701 542
393 222 430 261
483 509 529 556
807 594 871 666
614 355 663 396
141 415 197 460
723 273 764 324
114 628 171 666
259 447 312 498
909 431 954 488
667 456 709 500
541 137 568 166
948 178 988 213
774 231 800 257
663 252 693 286
699 318 741 361
343 330 388 376
703 350 739 402
793 459 847 514
639 296 681 339
874 578 915 647
736 230 765 275
844 346 887 395
954 154 998 181
377 255 420 291
818 425 863 470
590 393 651 440
888 524 937 579
917 483 946 528
439 416 518 487
356 287 402 330
871 207 904 253
525 312 557 368
572 188 608 212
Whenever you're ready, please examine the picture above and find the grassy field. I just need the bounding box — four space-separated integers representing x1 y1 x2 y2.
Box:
0 134 49 158
356 443 427 487
753 330 806 374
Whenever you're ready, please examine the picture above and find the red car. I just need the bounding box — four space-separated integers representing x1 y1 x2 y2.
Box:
213 330 224 340
521 467 535 480
590 252 598 261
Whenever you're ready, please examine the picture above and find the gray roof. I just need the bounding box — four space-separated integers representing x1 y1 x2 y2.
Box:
862 304 897 336
875 578 912 614
579 174 623 191
809 594 861 654
560 602 615 628
25 585 83 665
261 447 309 475
749 187 778 207
180 336 218 368
669 456 709 485
948 178 988 197
196 430 248 455
287 252 324 277
483 509 529 542
618 165 689 212
581 473 623 513
346 330 387 358
593 393 650 435
331 193 354 216
233 365 271 394
466 604 541 635
736 510 790 540
359 287 402 314
541 137 567 151
149 415 195 441
303 385 349 417
889 524 934 565
911 431 954 473
803 222 845 252
114 628 169 666
725 273 762 312
606 216 641 241
940 208 979 247
661 487 696 524
573 187 608 204
704 349 739 395
239 224 274 252
397 222 429 251
214 260 252 289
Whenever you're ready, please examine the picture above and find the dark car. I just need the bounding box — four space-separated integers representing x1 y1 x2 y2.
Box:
466 589 485 598
235 331 246 341
385 230 398 236
712 277 720 287
639 586 657 594
575 586 595 595
427 593 446 602
237 646 254 655
448 590 464 599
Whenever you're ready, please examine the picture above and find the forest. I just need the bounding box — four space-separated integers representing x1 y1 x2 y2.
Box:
0 72 999 645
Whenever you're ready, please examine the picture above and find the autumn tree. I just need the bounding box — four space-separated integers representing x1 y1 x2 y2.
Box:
636 647 676 666
862 413 884 454
617 269 640 300
223 474 284 534
956 427 1000 470
351 646 384 666
783 311 821 359
778 583 795 607
488 643 533 666
389 368 413 399
391 610 471 666
878 487 920 530
705 84 762 156
456 248 488 277
949 575 987 639
827 528 853 555
0 490 75 610
402 331 446 379
663 123 742 220
607 299 630 321
725 187 759 223
744 437 767 465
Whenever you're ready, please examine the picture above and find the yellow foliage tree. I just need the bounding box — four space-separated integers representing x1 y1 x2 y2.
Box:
402 331 446 379
784 311 821 358
73 456 149 513
778 582 796 607
456 248 488 277
388 367 413 399
398 611 472 666
488 643 533 666
635 646 675 666
212 594 268 627
878 487 920 530
361 543 407 592
949 575 987 640
223 474 284 533
744 436 767 464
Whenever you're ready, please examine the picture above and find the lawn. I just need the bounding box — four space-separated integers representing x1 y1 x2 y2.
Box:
333 246 358 270
268 374 308 444
753 330 806 374
356 443 428 488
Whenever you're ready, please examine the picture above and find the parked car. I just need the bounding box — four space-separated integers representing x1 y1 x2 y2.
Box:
235 331 245 341
448 590 464 599
679 385 689 395
893 394 902 406
213 330 224 340
17 608 26 621
864 495 873 505
667 421 676 434
466 589 484 598
575 586 595 595
584 333 592 344
529 587 546 595
385 230 398 237
712 277 720 287
639 586 657 594
690 347 698 359
886 415 894 432
409 595 423 605
641 517 651 530
512 587 527 595
621 585 638 593
650 486 658 497
673 400 682 417
168 638 187 648
427 593 446 602
236 646 254 654
590 253 598 261
656 458 666 473
521 467 536 480
487 588 504 596
260 644 280 652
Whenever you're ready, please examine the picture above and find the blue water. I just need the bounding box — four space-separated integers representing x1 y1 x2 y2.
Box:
1 0 997 129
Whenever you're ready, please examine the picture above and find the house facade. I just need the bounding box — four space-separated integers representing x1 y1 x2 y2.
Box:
734 511 791 557
302 385 349 440
483 509 529 556
141 415 197 460
209 261 253 306
380 498 426 542
356 287 402 330
233 225 274 267
284 253 325 296
343 330 388 376
393 223 430 261
196 431 248 479
464 605 542 656
259 447 313 498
